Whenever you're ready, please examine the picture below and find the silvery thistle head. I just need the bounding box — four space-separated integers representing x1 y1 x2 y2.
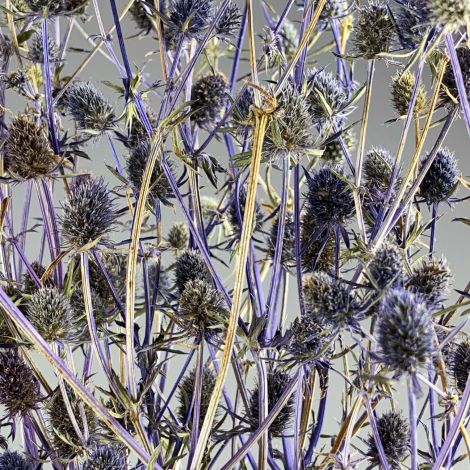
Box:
0 451 32 470
28 33 60 63
60 176 118 250
214 1 242 43
82 445 127 470
426 0 470 29
419 147 459 204
449 339 470 394
175 249 212 294
367 242 404 290
391 70 427 118
377 288 434 375
64 81 115 134
248 371 295 437
366 411 410 469
4 114 54 180
167 222 189 251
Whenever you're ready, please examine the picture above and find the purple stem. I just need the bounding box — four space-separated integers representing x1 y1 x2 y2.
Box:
408 376 418 470
294 165 307 318
17 181 32 278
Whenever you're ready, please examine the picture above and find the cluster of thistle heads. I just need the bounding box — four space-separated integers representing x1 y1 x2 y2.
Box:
0 0 469 469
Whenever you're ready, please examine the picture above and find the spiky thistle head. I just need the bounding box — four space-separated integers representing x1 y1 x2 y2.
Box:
248 371 294 437
449 339 470 394
285 314 338 364
167 223 189 251
391 70 427 118
368 242 404 289
305 166 354 227
60 176 118 250
28 287 75 342
263 81 314 165
427 0 470 29
191 73 229 129
82 445 127 470
129 0 153 33
353 1 395 59
178 279 226 340
301 220 336 273
0 351 41 416
47 386 97 462
267 211 296 270
227 188 264 237
22 261 53 294
4 114 54 180
304 272 357 328
126 140 174 205
175 250 212 294
22 0 64 15
419 148 459 204
306 68 348 129
165 0 214 47
377 288 434 374
177 366 217 429
441 47 470 106
367 411 409 469
215 1 242 42
28 33 60 63
64 81 115 133
405 259 451 308
393 0 430 50
0 451 32 470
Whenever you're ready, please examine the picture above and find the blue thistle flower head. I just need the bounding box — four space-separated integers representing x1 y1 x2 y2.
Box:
29 33 60 63
354 1 396 59
368 242 404 289
248 371 295 437
165 0 214 46
175 249 212 294
263 81 315 166
367 411 409 469
191 73 229 129
305 166 354 227
64 81 115 133
377 288 435 374
450 339 470 394
215 1 242 42
286 314 338 364
0 451 31 470
306 68 348 129
82 445 126 470
232 87 254 132
304 272 358 328
419 147 459 204
0 351 41 417
28 287 75 342
405 259 451 308
60 176 118 250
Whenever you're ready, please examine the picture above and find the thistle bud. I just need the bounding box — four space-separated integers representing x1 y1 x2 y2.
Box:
0 451 32 470
28 287 74 342
64 81 115 133
419 148 459 204
175 250 212 294
191 73 229 129
304 273 357 328
368 242 404 289
177 366 217 429
126 140 173 205
60 176 118 249
405 259 451 308
82 445 126 470
248 371 294 437
353 1 395 59
215 1 242 42
178 279 225 340
391 71 427 118
367 411 409 469
167 223 189 251
29 33 60 63
0 351 41 416
449 339 470 394
4 114 54 180
305 166 354 227
377 288 434 375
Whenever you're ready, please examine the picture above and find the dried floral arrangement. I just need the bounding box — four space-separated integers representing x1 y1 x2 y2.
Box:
0 0 469 469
